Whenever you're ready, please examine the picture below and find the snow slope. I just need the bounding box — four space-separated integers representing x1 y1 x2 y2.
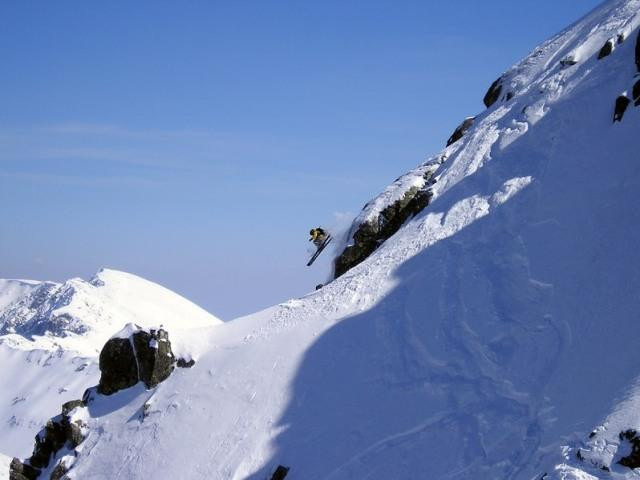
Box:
0 269 222 461
0 268 222 356
11 1 640 479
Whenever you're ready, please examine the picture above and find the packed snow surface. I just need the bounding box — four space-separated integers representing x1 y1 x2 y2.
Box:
6 0 640 479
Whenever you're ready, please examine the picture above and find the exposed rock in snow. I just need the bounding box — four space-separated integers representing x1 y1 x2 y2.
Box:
10 402 88 480
597 38 615 58
446 116 475 146
483 76 504 107
613 94 631 121
332 161 437 278
98 324 176 395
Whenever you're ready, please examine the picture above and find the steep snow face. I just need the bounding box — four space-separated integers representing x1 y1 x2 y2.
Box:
334 0 640 278
19 1 640 479
0 268 222 355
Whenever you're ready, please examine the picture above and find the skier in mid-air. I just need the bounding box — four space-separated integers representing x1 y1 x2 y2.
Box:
309 227 328 248
307 227 332 266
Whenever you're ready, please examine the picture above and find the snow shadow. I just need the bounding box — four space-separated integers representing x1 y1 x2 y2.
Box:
250 88 640 479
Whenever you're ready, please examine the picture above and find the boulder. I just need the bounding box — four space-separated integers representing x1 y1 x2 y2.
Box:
176 358 196 368
98 325 177 395
97 337 138 395
560 56 578 67
597 39 614 59
483 77 503 108
61 399 84 416
618 430 640 469
617 33 625 44
50 460 69 480
446 117 475 147
613 95 631 122
9 458 40 480
133 329 175 388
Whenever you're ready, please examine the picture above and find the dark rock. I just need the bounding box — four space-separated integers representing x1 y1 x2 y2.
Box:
176 358 195 368
97 337 138 395
9 458 40 480
483 77 503 108
30 418 67 468
618 33 625 44
618 429 640 469
613 95 631 122
61 399 84 415
67 419 86 447
13 400 88 480
633 79 640 106
506 91 515 101
133 329 175 388
636 30 640 72
334 170 434 278
597 39 614 59
315 284 323 290
446 117 475 147
97 326 177 395
560 56 578 67
50 461 69 480
270 465 290 480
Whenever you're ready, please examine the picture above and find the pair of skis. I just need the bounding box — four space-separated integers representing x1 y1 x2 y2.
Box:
307 236 332 266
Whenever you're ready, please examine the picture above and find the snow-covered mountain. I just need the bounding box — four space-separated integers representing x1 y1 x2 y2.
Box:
5 0 640 479
0 268 221 356
0 269 221 471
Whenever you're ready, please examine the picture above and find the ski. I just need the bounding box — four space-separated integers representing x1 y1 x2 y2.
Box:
307 236 332 266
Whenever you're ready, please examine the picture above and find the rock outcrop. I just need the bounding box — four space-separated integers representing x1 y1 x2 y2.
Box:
98 324 176 395
10 402 88 480
618 430 640 469
597 38 614 59
334 169 435 278
446 117 475 146
613 94 631 122
483 77 503 107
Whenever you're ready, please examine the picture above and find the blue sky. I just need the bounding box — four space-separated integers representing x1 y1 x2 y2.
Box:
0 1 602 319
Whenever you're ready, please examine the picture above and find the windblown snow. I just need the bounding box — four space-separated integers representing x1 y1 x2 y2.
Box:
5 0 640 479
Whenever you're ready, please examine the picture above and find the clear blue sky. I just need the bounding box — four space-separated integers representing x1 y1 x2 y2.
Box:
0 1 602 319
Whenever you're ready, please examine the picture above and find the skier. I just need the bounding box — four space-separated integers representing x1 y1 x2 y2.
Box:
309 227 328 249
307 227 332 267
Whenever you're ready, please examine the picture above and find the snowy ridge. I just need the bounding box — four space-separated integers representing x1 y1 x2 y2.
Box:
9 1 640 479
337 0 640 262
0 268 222 356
